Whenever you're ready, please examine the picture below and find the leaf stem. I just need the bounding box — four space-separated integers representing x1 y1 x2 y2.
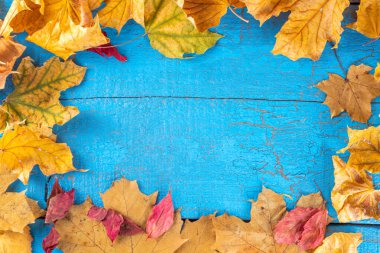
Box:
229 6 249 23
332 46 346 76
96 33 147 49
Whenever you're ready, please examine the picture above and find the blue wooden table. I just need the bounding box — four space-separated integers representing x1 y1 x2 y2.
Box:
1 2 380 252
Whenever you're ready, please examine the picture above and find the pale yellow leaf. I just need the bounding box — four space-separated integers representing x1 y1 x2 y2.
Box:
339 126 380 173
0 191 43 232
272 0 349 61
347 0 380 39
313 233 362 253
176 214 216 253
101 177 158 228
242 0 297 25
331 156 380 222
99 0 144 32
0 227 33 253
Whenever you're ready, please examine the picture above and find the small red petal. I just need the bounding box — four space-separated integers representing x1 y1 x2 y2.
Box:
87 206 108 221
42 227 59 253
45 189 75 223
87 31 127 62
119 216 144 236
146 191 174 239
102 209 124 242
47 178 64 206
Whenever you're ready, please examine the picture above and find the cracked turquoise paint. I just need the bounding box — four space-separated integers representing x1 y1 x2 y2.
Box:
0 1 379 252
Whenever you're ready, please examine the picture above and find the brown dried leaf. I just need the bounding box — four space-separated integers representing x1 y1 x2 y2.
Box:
213 187 302 253
317 64 380 123
0 227 33 253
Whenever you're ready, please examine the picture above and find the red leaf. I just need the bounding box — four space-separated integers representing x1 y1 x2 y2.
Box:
298 209 328 250
87 205 108 221
87 205 144 241
274 207 328 250
102 209 124 242
47 178 64 206
146 191 174 239
45 189 75 223
87 31 127 62
119 216 144 236
42 227 59 253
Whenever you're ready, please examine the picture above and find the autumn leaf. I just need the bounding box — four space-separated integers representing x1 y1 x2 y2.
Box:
338 126 380 173
272 0 349 61
0 126 77 189
375 63 380 80
0 227 33 253
331 156 380 222
0 57 86 133
45 189 75 223
43 227 59 253
0 191 43 233
213 187 301 253
100 177 158 228
313 233 362 253
0 21 25 89
347 0 380 39
0 0 44 37
98 0 144 32
242 0 297 25
87 31 127 62
47 179 64 206
2 0 108 59
144 0 222 58
180 0 245 32
88 206 143 241
55 180 187 252
146 191 174 238
176 214 216 253
316 64 380 123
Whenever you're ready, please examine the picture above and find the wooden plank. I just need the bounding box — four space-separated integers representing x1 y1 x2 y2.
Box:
15 97 380 223
1 6 373 104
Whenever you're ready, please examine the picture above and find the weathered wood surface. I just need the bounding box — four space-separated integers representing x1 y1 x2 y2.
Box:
1 2 380 252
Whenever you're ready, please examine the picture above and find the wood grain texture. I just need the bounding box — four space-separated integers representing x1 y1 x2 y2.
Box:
0 1 379 252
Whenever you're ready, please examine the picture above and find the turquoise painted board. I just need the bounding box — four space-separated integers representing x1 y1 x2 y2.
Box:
1 1 380 252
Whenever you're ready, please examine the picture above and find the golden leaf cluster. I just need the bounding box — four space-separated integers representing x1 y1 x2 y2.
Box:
332 126 380 222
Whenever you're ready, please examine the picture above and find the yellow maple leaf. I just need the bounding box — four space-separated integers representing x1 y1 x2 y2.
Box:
242 0 297 25
100 177 158 228
176 214 216 253
0 191 43 232
55 181 187 252
347 0 380 39
0 57 86 132
331 156 380 222
0 227 33 253
212 187 302 253
0 21 25 89
180 0 245 32
0 0 44 37
2 0 108 59
338 126 380 173
0 125 77 188
98 0 144 32
272 0 349 61
316 64 380 123
313 233 362 253
144 0 222 58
